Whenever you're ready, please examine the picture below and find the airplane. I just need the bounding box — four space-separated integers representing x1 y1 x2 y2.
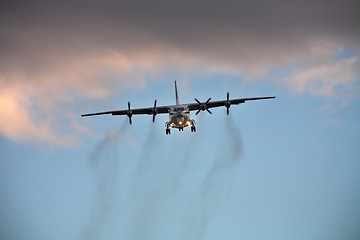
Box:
81 81 275 134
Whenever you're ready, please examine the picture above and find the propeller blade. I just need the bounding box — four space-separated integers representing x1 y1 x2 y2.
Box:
127 101 133 124
226 92 230 115
152 99 157 122
195 97 211 114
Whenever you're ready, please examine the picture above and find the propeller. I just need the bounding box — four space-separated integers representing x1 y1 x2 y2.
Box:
225 92 231 115
194 97 212 115
127 101 133 125
152 99 158 122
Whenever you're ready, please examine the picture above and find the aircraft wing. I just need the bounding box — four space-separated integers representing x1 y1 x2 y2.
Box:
187 95 276 114
81 105 169 117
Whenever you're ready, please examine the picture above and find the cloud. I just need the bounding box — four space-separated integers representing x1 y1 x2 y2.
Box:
0 87 56 144
0 0 359 144
282 56 360 98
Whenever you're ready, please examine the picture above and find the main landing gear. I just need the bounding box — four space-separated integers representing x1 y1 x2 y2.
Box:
165 122 171 135
165 120 196 135
190 119 196 132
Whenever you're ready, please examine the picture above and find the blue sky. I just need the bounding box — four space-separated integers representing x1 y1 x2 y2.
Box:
1 76 359 240
1 1 360 240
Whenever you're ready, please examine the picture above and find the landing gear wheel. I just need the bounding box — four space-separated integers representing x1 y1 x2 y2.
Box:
166 128 171 135
191 126 196 132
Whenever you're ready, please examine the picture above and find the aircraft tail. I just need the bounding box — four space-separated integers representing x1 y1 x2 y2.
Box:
174 80 179 105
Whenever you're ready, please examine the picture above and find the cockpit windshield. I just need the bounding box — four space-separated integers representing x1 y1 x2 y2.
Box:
170 106 189 115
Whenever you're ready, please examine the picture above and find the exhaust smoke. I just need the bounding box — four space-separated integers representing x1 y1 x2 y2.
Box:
83 120 128 240
83 114 244 240
181 115 243 239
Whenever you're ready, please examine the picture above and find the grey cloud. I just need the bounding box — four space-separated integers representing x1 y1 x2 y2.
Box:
1 0 359 68
0 0 359 144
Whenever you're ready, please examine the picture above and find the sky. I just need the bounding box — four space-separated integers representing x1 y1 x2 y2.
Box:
0 0 360 239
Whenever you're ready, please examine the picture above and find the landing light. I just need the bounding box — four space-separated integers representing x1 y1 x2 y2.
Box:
186 121 191 126
170 123 174 127
179 121 183 125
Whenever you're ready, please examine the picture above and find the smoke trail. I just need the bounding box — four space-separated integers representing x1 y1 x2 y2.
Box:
136 121 157 170
204 115 243 189
130 121 157 196
181 115 243 239
127 122 160 239
123 113 243 239
170 113 206 191
203 115 243 201
82 112 243 239
83 120 128 240
128 115 208 239
225 114 243 160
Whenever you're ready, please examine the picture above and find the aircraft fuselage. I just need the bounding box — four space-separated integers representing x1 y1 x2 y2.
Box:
168 105 192 129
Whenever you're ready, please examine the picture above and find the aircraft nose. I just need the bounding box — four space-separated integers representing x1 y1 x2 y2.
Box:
177 117 184 122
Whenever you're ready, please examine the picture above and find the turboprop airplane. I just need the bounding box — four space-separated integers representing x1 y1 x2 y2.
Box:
81 81 275 134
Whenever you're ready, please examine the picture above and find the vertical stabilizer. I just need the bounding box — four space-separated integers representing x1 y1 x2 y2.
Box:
174 80 180 105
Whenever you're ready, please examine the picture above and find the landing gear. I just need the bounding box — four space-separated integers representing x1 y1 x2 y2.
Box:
190 119 196 132
165 120 195 134
165 122 171 135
